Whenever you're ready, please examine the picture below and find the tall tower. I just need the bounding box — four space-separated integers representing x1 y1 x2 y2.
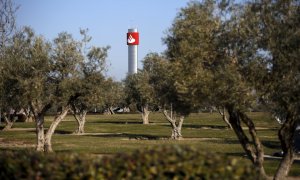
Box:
127 28 139 75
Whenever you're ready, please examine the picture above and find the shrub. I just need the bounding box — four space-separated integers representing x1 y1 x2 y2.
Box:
0 145 260 180
0 150 99 180
99 145 260 180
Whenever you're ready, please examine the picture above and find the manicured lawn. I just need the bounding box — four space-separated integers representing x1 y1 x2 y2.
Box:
0 112 299 177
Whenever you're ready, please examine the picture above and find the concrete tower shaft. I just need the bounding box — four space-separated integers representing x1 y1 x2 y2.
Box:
127 28 139 75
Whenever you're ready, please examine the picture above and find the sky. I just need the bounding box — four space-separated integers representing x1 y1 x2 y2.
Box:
14 0 189 81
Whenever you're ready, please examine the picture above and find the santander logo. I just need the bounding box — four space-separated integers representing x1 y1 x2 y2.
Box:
127 32 139 45
127 35 135 44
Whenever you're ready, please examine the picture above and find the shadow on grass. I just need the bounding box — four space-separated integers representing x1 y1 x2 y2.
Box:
223 139 241 144
89 121 142 125
181 124 229 130
262 140 281 149
84 133 167 140
54 130 74 134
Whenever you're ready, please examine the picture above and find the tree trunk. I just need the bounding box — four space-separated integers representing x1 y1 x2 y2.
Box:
163 109 184 140
73 110 87 134
274 150 294 180
226 105 267 178
141 105 150 124
35 114 45 152
44 106 70 152
274 115 296 179
177 116 184 138
238 111 266 178
109 106 115 115
3 121 13 130
2 110 16 130
2 114 14 130
217 107 232 129
24 107 34 122
30 102 51 152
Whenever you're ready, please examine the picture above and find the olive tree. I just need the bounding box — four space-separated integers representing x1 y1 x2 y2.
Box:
70 29 110 134
241 0 300 178
144 53 191 139
1 27 110 152
0 27 53 150
44 30 110 151
102 78 124 115
124 70 156 124
163 0 267 176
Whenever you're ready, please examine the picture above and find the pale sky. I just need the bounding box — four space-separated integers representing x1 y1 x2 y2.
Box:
15 0 189 81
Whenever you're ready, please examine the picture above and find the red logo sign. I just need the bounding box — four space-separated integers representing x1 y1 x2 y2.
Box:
127 32 139 45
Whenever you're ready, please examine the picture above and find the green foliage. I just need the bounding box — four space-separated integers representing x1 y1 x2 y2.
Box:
102 78 125 109
0 150 98 180
100 145 259 180
124 71 155 107
0 27 52 112
0 145 260 180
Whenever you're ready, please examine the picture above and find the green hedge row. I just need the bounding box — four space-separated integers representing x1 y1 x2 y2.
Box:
0 145 260 180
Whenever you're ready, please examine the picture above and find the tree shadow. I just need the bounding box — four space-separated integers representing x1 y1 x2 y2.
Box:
262 140 281 150
84 133 167 140
89 121 142 125
222 139 241 144
182 124 229 130
54 130 73 134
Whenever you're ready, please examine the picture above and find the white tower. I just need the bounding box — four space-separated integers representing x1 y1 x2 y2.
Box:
127 28 139 74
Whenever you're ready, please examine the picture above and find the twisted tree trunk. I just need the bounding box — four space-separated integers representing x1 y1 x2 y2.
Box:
274 114 297 180
141 105 150 124
2 110 16 131
2 115 14 130
73 110 87 134
44 106 70 152
35 114 45 152
30 102 51 152
217 107 232 129
163 109 184 140
226 105 266 178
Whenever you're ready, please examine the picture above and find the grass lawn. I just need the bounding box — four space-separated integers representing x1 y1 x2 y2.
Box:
0 112 299 177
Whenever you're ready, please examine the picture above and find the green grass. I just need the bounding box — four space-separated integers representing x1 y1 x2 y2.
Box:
0 112 299 177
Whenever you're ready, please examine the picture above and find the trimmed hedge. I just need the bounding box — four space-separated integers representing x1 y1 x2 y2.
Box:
0 145 260 180
0 151 98 180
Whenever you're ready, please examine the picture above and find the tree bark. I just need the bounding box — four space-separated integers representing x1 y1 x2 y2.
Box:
226 105 266 178
35 114 45 152
238 111 266 178
217 107 232 129
177 116 184 138
3 118 14 130
163 109 184 140
109 106 115 115
23 107 34 122
274 115 296 179
2 110 16 130
274 150 294 180
44 106 70 152
73 110 87 134
30 102 51 152
141 105 150 124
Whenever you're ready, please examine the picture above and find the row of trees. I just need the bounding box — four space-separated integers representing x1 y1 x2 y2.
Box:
0 23 129 151
123 0 299 179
